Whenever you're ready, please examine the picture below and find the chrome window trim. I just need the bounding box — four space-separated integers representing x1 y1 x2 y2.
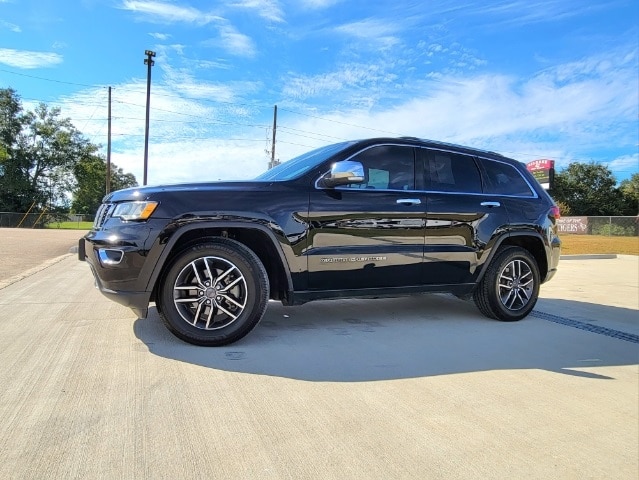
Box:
475 155 539 199
313 142 539 199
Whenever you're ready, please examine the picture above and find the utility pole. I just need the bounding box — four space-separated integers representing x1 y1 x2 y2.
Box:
143 50 156 185
106 86 112 194
269 105 279 169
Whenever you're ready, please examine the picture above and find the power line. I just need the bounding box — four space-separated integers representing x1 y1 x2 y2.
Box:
3 68 635 169
1 67 274 109
0 68 106 89
278 140 317 149
278 107 405 136
277 125 348 141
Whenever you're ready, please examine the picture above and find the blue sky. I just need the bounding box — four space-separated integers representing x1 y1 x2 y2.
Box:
0 0 637 186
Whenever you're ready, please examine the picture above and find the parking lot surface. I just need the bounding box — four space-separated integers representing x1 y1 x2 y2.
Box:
0 230 637 479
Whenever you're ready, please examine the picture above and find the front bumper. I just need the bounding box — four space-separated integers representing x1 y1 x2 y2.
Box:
79 236 153 318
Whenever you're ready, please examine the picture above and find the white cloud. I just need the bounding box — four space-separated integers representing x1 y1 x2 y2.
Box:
606 154 639 176
283 63 397 101
0 48 62 69
49 44 637 187
332 18 401 48
161 65 261 101
196 59 231 70
149 32 171 40
298 0 342 8
143 139 269 184
1 20 21 32
120 0 222 25
205 24 257 58
229 0 284 23
277 49 638 170
442 0 605 28
54 79 270 184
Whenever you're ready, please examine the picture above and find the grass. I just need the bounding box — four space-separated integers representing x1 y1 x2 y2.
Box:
560 234 639 256
45 221 94 230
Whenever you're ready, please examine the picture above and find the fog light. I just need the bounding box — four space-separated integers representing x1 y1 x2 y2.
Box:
98 249 124 266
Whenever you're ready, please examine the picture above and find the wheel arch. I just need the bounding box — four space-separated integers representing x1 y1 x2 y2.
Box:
148 222 293 304
477 231 548 284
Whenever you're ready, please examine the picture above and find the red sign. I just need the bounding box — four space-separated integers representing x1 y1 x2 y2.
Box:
527 159 555 171
526 159 555 189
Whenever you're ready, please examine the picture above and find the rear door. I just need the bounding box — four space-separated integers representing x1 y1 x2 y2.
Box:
420 148 510 285
306 144 425 291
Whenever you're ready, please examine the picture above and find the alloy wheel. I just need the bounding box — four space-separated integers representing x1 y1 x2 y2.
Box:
173 256 248 330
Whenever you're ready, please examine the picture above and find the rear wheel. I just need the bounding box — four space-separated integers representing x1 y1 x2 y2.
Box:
158 239 269 346
474 246 540 321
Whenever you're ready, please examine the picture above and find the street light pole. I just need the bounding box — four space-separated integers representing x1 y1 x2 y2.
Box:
269 104 278 169
143 50 156 186
106 86 112 194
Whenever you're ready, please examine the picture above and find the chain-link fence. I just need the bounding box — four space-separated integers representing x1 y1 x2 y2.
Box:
557 216 639 236
0 212 95 229
2 211 638 235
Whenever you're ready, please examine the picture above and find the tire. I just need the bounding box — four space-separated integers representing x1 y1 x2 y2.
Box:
158 239 269 346
473 246 540 322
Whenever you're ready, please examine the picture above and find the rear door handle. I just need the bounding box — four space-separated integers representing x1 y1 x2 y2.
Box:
397 199 421 206
480 201 501 207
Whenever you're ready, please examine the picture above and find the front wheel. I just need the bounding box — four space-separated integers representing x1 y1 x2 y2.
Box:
474 246 540 322
158 239 269 346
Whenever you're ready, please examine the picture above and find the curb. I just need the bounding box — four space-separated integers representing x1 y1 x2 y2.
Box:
559 254 618 260
0 253 73 290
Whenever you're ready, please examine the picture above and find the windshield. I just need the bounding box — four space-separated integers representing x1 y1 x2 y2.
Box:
255 141 356 181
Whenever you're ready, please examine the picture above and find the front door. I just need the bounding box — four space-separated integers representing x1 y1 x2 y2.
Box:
306 145 425 291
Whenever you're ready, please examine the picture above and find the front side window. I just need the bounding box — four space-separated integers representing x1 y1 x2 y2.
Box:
424 151 482 193
481 159 535 196
341 145 415 191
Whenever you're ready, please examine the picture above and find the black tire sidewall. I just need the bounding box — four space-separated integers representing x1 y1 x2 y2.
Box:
486 247 540 321
158 240 268 346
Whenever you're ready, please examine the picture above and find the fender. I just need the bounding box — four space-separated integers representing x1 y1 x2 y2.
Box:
144 220 295 295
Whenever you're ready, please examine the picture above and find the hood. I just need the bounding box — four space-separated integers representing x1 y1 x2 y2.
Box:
103 180 274 202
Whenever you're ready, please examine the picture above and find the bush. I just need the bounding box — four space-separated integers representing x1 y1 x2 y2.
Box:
592 223 635 236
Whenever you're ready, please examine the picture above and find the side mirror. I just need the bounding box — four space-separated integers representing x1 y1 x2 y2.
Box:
319 160 365 188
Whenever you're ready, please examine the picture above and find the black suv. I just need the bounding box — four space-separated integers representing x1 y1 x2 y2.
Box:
79 137 561 346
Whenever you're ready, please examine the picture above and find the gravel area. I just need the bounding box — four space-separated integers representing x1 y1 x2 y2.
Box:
0 228 86 286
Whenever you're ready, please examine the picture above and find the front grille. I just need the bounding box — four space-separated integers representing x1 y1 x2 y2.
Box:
93 203 114 229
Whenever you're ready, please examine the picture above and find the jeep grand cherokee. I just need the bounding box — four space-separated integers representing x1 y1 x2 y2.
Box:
79 137 561 346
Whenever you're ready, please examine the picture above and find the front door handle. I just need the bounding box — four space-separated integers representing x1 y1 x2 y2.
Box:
480 201 501 207
397 198 421 206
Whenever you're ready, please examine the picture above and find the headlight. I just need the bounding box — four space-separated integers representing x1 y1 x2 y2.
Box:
112 201 158 221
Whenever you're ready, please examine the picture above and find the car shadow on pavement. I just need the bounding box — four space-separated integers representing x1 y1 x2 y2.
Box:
134 294 638 382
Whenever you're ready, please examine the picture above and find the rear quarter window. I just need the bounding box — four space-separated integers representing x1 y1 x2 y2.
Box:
481 159 535 197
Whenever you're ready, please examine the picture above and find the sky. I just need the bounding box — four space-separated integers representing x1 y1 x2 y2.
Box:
0 0 637 186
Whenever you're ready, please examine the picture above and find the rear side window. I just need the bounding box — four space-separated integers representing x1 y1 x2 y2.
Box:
481 159 535 196
424 151 482 193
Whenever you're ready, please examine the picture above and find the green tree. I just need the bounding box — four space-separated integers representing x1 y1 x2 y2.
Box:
552 162 623 216
0 88 31 211
619 172 639 215
72 156 137 214
0 87 137 216
21 102 99 210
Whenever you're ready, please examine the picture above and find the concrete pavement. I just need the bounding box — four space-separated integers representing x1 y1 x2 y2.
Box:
0 244 636 479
